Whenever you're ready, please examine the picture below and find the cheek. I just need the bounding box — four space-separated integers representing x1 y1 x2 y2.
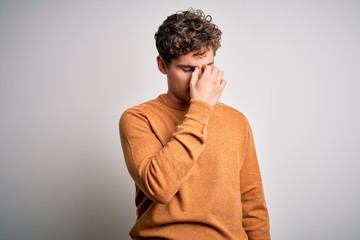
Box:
180 75 192 90
179 72 192 84
171 72 191 87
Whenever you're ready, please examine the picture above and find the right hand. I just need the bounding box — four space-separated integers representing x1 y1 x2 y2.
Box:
189 66 227 106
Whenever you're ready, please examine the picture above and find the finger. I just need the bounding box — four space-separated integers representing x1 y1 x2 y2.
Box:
216 70 224 85
202 65 212 79
219 79 227 89
212 66 220 82
189 67 199 87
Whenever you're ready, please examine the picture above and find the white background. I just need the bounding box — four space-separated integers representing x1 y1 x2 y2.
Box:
1 0 359 239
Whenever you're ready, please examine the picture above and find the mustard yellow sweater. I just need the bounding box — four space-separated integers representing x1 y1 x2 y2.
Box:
119 94 270 240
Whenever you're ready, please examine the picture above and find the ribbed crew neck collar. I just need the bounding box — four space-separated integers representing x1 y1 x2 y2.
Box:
158 94 190 111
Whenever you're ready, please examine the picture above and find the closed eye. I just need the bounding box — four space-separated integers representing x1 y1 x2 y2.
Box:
182 67 195 73
179 61 214 73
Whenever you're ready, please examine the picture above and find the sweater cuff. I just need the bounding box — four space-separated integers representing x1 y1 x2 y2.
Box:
185 99 214 125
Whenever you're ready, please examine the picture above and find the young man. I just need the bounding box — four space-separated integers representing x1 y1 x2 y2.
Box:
119 8 270 240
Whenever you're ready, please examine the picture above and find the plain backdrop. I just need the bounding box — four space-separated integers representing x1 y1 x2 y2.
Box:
1 0 359 239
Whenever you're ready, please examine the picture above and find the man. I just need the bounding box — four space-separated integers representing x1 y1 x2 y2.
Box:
119 8 270 240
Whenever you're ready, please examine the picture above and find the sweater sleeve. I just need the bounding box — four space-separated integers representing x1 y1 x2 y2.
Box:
119 100 213 204
240 121 271 240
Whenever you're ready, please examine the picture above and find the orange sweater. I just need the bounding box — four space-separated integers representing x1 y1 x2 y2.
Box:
119 94 270 239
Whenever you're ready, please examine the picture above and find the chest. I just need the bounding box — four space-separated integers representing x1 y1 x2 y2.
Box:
149 110 247 172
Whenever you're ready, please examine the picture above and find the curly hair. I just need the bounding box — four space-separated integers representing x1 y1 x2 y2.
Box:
154 8 222 65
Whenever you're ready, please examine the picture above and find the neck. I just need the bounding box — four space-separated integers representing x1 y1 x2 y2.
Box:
166 92 190 104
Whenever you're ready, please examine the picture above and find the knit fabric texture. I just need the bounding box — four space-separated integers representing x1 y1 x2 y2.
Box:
119 94 270 240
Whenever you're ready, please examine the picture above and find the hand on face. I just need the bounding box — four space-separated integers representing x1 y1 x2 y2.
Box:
189 65 226 106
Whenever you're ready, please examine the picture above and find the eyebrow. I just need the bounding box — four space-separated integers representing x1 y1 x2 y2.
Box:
177 61 214 69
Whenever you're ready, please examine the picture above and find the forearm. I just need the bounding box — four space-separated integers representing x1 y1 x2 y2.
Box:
120 100 213 204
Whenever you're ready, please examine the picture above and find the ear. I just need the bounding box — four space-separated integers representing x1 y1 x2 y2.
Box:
157 56 167 74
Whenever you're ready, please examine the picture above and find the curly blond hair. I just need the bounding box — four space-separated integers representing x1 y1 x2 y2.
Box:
155 8 222 65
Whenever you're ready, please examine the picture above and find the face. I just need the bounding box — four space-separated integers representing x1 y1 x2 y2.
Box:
157 49 215 103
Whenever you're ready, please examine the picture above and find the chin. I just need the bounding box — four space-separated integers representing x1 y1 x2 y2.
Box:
170 91 190 103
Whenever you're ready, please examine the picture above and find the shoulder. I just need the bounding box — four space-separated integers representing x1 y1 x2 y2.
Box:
119 97 162 128
121 97 162 117
214 102 254 140
215 102 250 125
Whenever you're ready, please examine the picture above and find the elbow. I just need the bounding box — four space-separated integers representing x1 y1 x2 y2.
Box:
150 193 173 204
139 160 178 204
132 174 176 204
145 183 176 204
